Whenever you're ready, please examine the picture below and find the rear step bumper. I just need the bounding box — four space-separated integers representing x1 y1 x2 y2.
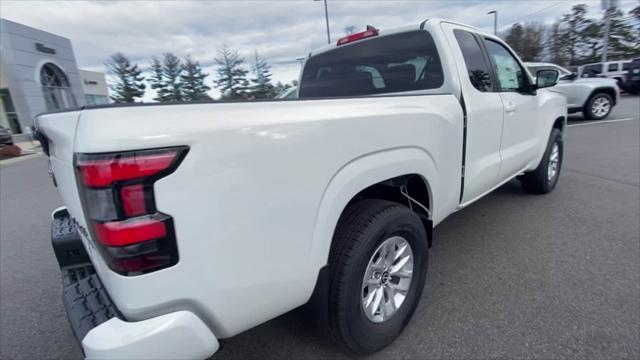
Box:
52 207 219 359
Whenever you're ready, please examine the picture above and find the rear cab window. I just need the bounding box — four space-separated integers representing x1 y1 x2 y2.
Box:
453 29 493 92
299 31 444 98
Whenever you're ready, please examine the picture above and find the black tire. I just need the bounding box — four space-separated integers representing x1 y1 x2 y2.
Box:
628 87 640 95
520 128 563 194
583 92 613 120
328 199 428 355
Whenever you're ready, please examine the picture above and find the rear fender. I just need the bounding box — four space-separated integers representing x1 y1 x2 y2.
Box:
308 147 437 276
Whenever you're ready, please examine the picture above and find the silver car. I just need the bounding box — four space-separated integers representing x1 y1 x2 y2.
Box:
526 62 620 120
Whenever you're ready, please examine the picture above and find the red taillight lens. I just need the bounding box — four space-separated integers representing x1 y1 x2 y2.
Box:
95 217 167 247
75 147 187 276
121 184 147 217
78 151 178 187
337 25 379 46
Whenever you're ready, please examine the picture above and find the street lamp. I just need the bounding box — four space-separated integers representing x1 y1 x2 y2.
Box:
487 10 497 35
601 0 619 62
314 0 331 44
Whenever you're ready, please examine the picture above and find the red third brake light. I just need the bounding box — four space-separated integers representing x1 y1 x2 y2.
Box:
78 150 178 187
337 25 379 46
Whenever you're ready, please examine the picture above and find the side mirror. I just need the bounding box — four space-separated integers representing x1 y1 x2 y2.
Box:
560 73 577 81
535 69 559 89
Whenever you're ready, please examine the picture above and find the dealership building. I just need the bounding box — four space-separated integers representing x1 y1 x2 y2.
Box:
0 18 109 139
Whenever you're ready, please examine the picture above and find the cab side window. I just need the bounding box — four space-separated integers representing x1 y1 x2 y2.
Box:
483 39 526 92
454 30 493 92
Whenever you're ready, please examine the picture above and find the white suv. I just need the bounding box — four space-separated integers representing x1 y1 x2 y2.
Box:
527 62 620 120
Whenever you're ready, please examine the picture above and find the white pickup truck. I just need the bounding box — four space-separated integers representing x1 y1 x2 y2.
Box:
36 19 566 359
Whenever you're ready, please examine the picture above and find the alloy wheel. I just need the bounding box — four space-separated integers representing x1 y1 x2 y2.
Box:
361 236 414 323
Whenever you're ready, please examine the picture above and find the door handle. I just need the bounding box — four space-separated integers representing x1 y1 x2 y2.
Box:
504 101 517 113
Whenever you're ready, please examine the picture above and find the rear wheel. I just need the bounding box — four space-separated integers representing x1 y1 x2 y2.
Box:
328 199 428 354
584 92 613 120
520 128 563 194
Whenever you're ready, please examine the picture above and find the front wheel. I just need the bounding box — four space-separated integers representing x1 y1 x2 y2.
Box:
520 128 563 194
584 92 613 120
328 199 428 355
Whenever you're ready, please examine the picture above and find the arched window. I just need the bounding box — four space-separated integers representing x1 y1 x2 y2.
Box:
40 63 77 111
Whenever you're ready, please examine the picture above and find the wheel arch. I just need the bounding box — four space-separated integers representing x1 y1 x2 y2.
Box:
553 116 566 134
586 87 617 106
309 147 437 275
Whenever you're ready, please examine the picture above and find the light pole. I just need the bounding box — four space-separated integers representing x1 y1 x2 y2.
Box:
314 0 331 44
487 10 497 35
601 0 620 62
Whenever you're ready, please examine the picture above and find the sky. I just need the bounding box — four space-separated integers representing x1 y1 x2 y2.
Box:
1 0 638 100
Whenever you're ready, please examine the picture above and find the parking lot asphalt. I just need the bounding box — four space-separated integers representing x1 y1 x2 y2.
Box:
1 96 638 360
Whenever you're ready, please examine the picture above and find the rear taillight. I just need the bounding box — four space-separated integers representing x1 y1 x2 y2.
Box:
75 147 187 276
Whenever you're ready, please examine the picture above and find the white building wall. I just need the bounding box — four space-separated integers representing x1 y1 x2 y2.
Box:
80 70 109 96
0 18 86 131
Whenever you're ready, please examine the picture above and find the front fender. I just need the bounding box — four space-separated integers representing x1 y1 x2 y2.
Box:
528 90 567 171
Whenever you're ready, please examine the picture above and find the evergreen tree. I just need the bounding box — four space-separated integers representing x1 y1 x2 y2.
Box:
580 20 603 62
546 22 568 66
561 4 590 65
249 50 276 99
520 23 545 61
504 23 544 61
606 7 640 58
180 55 211 101
105 53 146 103
162 53 183 102
630 5 640 51
505 23 525 55
149 57 170 102
631 4 640 24
213 45 249 99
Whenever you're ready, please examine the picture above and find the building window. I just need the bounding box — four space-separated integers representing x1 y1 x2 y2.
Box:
40 63 77 111
0 89 21 134
85 94 109 105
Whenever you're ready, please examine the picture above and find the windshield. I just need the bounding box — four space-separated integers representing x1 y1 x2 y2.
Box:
299 30 443 98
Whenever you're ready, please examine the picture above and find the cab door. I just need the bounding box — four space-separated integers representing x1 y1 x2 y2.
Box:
441 23 504 204
481 38 539 181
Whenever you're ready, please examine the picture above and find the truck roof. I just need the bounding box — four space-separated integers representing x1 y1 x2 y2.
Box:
307 18 486 58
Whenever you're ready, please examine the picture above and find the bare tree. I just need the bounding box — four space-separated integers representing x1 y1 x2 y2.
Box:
344 25 356 35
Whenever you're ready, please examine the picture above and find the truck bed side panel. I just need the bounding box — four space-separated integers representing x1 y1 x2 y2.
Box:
69 95 462 337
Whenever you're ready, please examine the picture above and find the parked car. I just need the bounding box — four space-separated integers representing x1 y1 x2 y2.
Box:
623 58 640 95
35 18 566 359
578 60 632 86
526 62 619 120
275 86 297 99
0 126 14 146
